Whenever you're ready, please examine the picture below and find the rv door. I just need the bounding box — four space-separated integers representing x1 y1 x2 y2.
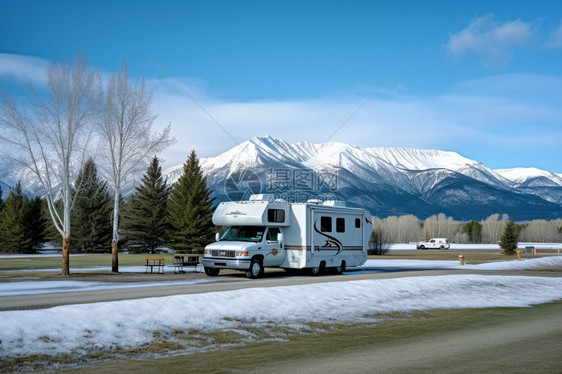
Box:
263 227 285 267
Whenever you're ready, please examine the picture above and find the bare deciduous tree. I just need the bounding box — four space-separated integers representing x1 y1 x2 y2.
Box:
519 218 562 243
422 213 460 240
480 213 509 244
0 56 99 275
378 214 422 243
97 62 174 272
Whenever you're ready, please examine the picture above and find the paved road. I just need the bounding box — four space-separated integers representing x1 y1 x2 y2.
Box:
1 268 556 311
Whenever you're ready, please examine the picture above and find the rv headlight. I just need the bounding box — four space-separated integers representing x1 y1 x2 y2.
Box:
235 251 250 257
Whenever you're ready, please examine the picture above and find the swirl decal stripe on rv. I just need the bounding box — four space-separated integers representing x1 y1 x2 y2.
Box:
313 219 344 255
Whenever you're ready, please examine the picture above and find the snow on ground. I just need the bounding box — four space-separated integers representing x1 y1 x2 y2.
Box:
1 264 204 274
0 257 561 360
387 242 562 251
455 256 562 271
0 279 212 297
355 256 562 273
1 257 561 297
0 274 561 359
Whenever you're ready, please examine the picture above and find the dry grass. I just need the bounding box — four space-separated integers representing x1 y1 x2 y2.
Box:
0 253 177 271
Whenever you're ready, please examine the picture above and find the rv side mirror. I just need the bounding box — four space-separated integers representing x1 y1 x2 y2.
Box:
215 232 220 242
278 233 284 243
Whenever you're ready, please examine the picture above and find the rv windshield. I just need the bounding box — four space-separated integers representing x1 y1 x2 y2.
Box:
220 226 265 243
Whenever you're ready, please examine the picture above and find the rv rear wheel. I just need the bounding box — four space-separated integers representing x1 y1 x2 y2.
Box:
204 267 220 276
334 261 346 275
246 258 264 279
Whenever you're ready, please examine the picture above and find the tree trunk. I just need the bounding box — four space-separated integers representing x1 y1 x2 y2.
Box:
111 190 120 273
62 235 70 276
112 240 119 273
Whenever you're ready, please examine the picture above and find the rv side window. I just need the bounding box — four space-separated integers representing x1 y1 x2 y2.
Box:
268 209 285 223
336 217 345 233
320 216 332 232
355 218 361 228
266 227 281 241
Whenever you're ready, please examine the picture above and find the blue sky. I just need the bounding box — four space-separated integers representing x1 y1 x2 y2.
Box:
1 0 561 172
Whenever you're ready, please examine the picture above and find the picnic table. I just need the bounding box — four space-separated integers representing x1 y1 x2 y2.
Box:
144 258 165 274
173 255 200 273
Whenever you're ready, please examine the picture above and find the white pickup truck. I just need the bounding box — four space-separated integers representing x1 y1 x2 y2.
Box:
416 238 450 250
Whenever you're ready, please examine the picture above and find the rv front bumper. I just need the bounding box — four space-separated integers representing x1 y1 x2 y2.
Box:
202 258 251 270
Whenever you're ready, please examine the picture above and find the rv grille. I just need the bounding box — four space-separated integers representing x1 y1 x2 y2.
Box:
210 250 236 258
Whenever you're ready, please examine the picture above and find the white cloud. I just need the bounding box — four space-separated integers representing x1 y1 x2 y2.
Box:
2 54 560 172
546 21 562 48
0 53 49 85
149 73 562 170
446 14 536 67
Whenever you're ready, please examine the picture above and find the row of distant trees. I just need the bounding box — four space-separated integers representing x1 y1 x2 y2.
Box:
0 153 215 255
371 213 562 245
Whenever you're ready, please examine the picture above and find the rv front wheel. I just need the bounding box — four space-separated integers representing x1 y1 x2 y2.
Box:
246 258 264 279
310 261 325 276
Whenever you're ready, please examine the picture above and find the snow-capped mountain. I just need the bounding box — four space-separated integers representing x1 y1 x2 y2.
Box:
495 167 562 187
164 136 562 221
494 167 562 205
2 136 560 220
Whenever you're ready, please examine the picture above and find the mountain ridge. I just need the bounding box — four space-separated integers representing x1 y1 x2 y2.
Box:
163 136 562 221
3 136 561 221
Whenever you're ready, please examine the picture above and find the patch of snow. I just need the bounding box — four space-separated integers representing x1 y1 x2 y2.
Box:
386 243 562 251
356 256 562 272
1 264 203 274
1 274 561 358
0 279 212 297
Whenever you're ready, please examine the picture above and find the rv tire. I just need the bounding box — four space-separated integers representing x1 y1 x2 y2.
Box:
246 258 264 279
310 261 325 276
334 261 346 275
204 267 220 276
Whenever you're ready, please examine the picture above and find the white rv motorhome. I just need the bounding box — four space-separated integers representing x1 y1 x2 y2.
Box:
202 194 373 278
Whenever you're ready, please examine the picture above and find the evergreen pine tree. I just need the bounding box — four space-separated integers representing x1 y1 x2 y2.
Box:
499 220 519 255
0 182 36 253
70 158 113 253
0 185 4 224
26 196 47 249
121 156 170 253
167 150 215 253
463 220 482 243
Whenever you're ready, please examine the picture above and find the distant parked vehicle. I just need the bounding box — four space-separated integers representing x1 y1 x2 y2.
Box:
417 238 450 250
